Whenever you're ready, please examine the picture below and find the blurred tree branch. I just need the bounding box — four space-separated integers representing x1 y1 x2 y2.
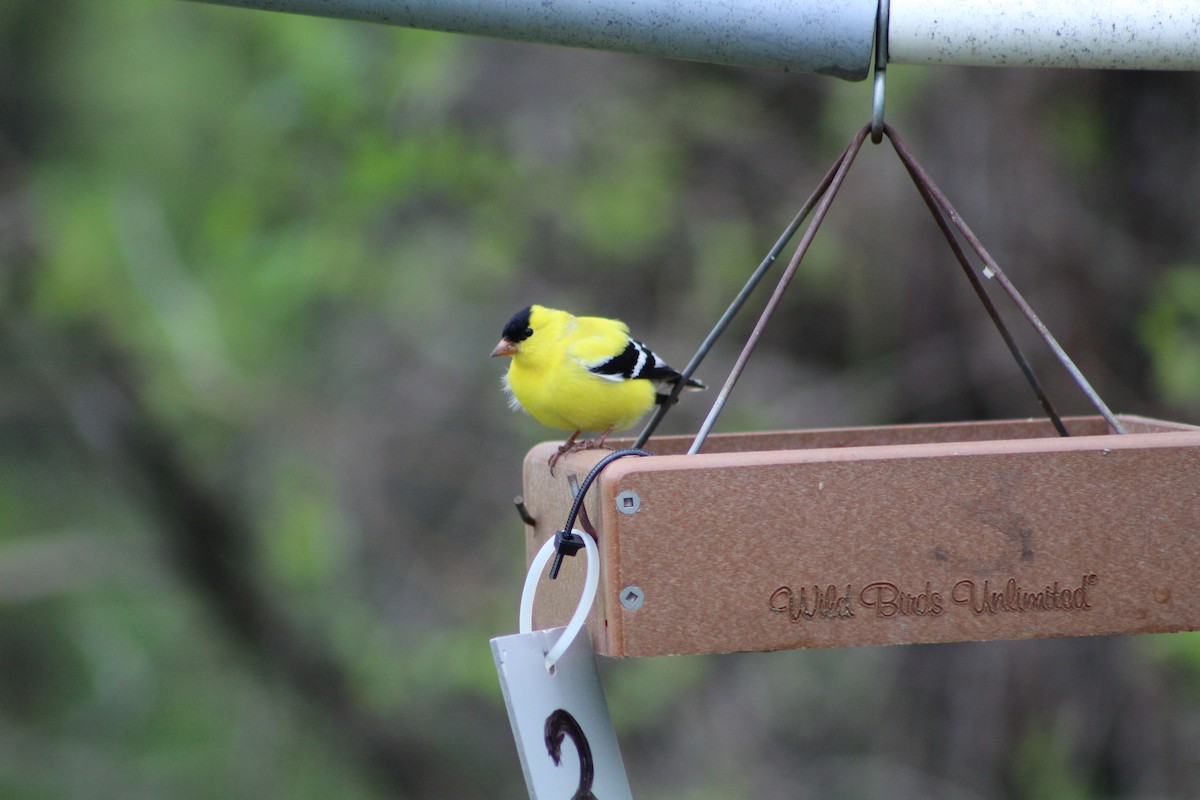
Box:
0 139 485 798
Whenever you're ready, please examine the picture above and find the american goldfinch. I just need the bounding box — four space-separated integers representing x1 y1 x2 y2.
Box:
491 304 704 467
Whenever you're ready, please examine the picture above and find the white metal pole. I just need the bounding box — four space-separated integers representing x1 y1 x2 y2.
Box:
888 0 1200 70
185 0 1200 74
184 0 879 79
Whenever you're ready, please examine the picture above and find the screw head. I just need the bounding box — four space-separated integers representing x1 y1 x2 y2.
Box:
615 490 641 515
619 585 645 611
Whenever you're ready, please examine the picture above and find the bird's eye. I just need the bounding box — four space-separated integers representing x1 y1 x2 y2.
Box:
524 327 533 337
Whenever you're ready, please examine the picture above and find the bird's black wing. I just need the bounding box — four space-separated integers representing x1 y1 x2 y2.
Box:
587 338 681 383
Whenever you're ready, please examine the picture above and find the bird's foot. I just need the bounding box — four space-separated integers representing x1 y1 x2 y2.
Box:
591 426 615 450
548 440 612 474
548 431 580 475
547 429 614 475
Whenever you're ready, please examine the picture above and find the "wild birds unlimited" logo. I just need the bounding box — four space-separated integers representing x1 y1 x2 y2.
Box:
768 573 1099 622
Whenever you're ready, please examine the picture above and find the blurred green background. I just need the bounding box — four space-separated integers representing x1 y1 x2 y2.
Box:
2 1 1199 797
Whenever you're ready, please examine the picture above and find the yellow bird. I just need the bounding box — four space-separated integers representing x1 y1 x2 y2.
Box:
491 304 704 467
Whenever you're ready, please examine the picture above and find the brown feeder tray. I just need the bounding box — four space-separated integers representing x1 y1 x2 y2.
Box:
521 415 1200 658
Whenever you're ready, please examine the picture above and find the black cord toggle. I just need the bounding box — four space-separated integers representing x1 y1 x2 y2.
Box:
548 448 650 580
548 529 586 579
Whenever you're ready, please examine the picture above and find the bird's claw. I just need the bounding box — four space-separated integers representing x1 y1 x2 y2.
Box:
548 441 595 475
547 432 614 476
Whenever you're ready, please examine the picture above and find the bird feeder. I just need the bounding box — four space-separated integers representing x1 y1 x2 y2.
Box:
521 415 1200 657
515 124 1200 659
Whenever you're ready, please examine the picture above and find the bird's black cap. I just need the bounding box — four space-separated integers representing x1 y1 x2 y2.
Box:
501 305 534 343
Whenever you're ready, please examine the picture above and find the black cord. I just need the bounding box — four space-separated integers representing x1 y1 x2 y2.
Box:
549 448 650 580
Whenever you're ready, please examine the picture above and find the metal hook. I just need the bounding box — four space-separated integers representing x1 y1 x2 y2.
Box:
871 0 889 144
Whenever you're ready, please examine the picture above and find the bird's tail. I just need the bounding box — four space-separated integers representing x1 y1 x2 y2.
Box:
654 373 706 405
663 372 705 390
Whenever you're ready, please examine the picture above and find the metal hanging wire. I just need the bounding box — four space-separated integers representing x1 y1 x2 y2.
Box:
632 5 888 451
631 133 865 450
687 124 871 454
635 120 1125 454
882 124 1127 435
888 129 1070 438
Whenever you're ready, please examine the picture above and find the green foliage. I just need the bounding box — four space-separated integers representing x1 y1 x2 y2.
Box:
1141 632 1200 691
261 457 349 590
604 656 709 732
1139 265 1200 408
3 0 526 794
5 0 1200 796
1012 724 1089 800
1047 97 1109 176
569 138 682 262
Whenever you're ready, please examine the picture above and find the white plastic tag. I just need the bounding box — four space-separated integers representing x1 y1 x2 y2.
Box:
491 626 632 799
491 530 633 799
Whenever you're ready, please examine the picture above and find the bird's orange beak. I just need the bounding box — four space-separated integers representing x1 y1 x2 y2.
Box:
490 338 518 358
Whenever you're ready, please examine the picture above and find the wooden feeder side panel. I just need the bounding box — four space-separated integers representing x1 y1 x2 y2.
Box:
521 451 616 653
522 418 1200 658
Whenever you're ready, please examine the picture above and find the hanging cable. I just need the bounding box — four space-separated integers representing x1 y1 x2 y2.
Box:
688 123 871 454
645 121 1122 455
883 124 1127 434
632 136 863 450
894 139 1069 436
